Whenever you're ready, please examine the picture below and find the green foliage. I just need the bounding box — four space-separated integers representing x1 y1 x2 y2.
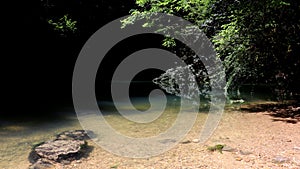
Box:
212 0 300 98
121 0 213 33
48 14 77 36
207 144 225 153
162 37 176 47
124 0 300 99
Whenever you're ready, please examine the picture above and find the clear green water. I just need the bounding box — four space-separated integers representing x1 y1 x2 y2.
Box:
0 91 270 168
0 112 82 168
0 97 184 168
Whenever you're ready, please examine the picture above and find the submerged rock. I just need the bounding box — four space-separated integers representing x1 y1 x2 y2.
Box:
35 139 86 161
29 130 93 167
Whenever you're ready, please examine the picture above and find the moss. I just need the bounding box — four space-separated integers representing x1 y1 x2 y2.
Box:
80 141 88 149
110 164 119 168
207 144 225 153
31 141 45 150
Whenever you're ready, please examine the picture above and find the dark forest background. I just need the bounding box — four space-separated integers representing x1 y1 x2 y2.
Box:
1 0 299 116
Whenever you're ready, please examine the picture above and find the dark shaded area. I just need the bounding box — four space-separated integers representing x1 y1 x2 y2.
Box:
272 119 298 124
240 101 300 124
1 0 136 116
0 110 78 139
96 33 169 102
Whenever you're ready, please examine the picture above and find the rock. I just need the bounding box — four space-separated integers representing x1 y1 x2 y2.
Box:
29 130 93 167
61 160 71 165
272 156 289 164
56 130 90 141
293 146 300 151
235 157 242 161
180 140 191 144
35 139 86 161
222 145 237 152
192 139 199 143
292 107 300 111
207 144 225 153
239 150 252 155
29 159 54 169
244 158 251 162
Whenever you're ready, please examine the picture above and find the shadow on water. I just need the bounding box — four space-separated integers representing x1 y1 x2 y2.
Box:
0 107 80 138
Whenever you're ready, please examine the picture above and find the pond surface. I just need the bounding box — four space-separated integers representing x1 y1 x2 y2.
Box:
0 91 269 168
0 96 186 168
0 110 81 168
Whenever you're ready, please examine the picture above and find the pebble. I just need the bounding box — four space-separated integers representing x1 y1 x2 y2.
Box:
244 158 251 162
181 140 191 144
61 160 71 165
235 157 242 161
239 150 252 155
293 146 300 151
272 156 289 164
192 139 199 143
222 145 236 152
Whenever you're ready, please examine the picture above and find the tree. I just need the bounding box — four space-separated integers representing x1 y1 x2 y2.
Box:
212 0 300 99
123 0 300 100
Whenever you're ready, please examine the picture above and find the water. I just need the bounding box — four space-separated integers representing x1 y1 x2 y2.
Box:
0 87 274 168
0 111 82 168
0 96 184 168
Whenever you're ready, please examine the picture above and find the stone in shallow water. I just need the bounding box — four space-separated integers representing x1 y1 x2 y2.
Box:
29 129 93 167
35 139 86 161
28 130 95 169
